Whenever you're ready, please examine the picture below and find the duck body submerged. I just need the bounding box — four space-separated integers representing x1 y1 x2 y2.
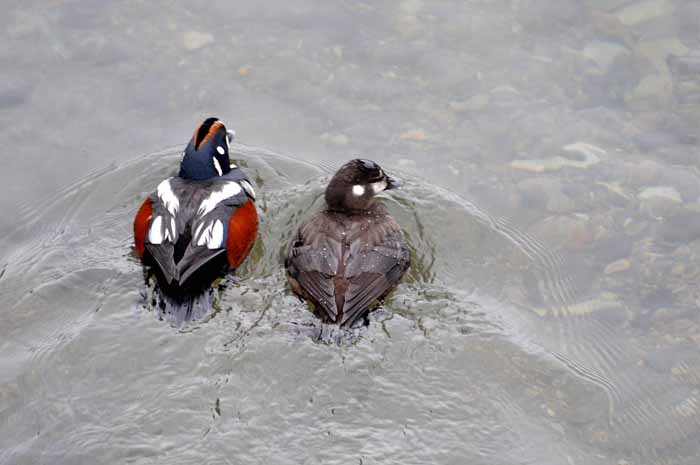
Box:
286 159 410 327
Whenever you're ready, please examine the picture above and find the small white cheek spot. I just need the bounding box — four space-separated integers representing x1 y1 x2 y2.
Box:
217 146 225 155
352 185 365 196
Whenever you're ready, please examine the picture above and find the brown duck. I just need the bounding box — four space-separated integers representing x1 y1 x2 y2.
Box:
285 159 410 327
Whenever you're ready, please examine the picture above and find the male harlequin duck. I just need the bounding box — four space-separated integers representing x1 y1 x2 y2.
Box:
133 117 258 299
285 159 410 328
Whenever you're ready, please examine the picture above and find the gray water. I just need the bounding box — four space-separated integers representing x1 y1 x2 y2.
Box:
2 1 700 464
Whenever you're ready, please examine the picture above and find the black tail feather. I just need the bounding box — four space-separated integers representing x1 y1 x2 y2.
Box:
142 252 229 326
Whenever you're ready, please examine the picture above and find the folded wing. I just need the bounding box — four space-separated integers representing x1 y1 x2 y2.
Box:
286 213 410 327
143 177 254 286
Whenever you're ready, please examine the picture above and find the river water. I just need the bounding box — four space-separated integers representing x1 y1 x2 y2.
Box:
2 1 700 464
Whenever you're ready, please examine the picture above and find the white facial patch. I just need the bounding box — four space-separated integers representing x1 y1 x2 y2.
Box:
197 181 242 216
352 184 365 196
156 179 179 216
213 157 223 176
371 180 388 194
240 180 256 200
216 146 225 155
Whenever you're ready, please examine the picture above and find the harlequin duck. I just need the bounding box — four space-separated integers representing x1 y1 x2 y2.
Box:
285 159 410 328
133 117 258 299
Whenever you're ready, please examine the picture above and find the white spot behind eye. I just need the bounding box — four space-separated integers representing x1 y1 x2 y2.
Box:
352 185 365 196
371 180 387 194
216 146 225 155
213 157 223 176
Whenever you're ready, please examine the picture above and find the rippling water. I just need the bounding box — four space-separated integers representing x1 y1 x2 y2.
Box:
3 1 700 464
0 144 695 465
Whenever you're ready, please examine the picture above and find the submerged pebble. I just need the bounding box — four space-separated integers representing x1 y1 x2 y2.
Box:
638 186 683 203
182 30 214 51
510 142 603 173
615 0 671 26
604 258 632 275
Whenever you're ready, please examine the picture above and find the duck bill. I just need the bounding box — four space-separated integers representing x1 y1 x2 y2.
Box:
385 175 402 190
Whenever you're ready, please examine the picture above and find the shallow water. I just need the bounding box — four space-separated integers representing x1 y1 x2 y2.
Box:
3 1 700 464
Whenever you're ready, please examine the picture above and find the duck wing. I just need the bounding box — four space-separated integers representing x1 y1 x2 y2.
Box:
286 211 410 327
175 180 252 285
142 178 183 285
339 219 410 327
144 176 254 286
285 214 342 321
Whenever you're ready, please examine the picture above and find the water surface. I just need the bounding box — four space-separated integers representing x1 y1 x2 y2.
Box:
2 1 700 464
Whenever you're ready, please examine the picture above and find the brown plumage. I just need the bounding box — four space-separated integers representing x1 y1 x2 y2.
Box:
285 159 410 327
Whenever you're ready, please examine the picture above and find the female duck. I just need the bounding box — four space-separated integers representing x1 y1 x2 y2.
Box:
285 159 410 327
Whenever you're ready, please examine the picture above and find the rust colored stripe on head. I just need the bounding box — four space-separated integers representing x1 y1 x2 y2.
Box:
226 200 258 269
194 118 224 150
133 197 153 258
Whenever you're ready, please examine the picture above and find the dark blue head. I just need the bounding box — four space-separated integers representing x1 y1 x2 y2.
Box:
179 117 236 180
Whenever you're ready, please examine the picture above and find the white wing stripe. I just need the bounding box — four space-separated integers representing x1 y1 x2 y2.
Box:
240 180 256 200
209 220 224 249
148 216 163 244
197 182 242 216
157 179 179 216
194 220 226 249
196 223 212 246
169 218 177 241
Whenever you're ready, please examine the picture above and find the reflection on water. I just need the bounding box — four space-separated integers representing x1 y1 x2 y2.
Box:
2 0 700 464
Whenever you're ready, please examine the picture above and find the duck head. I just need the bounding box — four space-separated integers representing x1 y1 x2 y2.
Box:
179 117 236 180
325 159 401 212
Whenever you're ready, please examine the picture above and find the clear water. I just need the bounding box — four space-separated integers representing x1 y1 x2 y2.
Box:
2 1 700 464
